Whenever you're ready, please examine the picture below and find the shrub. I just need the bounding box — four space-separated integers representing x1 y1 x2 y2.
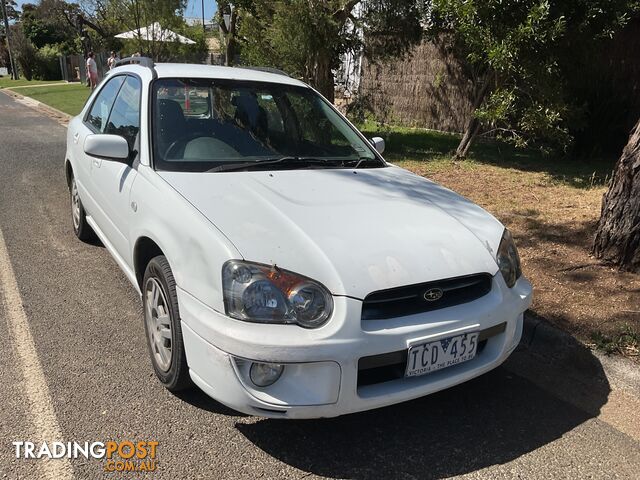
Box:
11 26 36 80
34 44 63 80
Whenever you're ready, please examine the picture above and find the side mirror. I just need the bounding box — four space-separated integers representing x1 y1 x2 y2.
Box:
84 134 130 162
370 136 385 155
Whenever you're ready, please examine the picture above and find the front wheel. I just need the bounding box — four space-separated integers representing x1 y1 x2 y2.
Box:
70 176 94 241
143 255 191 392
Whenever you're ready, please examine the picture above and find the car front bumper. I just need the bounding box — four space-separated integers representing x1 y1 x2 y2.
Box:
178 274 532 419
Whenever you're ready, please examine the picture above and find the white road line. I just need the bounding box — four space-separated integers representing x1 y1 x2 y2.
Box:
0 227 73 480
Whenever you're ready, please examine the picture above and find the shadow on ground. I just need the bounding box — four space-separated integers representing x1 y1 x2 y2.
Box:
234 325 610 479
172 388 247 417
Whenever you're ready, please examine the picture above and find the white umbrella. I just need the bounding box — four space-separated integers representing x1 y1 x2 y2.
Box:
115 22 196 44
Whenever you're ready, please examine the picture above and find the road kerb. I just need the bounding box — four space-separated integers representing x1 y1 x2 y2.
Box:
1 89 73 123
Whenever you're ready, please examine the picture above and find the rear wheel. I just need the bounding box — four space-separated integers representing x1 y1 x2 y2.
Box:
143 255 191 392
69 176 94 241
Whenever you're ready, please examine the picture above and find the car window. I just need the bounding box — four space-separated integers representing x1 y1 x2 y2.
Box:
105 76 141 149
288 92 354 149
157 84 210 117
152 78 383 172
86 76 125 132
256 94 284 133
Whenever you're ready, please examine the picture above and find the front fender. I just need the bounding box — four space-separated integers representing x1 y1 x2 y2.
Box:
130 165 242 312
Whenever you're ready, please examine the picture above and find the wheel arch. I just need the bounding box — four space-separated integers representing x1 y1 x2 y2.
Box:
64 159 73 189
133 236 166 290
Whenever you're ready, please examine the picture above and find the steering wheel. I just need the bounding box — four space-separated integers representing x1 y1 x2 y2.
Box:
164 132 210 160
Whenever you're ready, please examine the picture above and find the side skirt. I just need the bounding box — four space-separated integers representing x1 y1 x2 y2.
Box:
85 215 142 297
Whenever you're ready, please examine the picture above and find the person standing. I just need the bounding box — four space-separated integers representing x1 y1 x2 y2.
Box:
86 52 98 90
107 51 119 70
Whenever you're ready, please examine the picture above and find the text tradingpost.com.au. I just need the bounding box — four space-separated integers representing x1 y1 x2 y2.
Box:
13 440 160 472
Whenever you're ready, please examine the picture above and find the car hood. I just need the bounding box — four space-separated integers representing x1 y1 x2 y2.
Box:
158 166 503 299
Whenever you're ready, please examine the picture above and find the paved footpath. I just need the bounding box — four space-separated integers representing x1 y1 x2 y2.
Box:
0 90 639 479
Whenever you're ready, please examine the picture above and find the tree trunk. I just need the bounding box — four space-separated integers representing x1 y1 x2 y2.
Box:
224 34 236 66
455 74 492 158
593 119 640 272
311 53 334 103
0 0 18 79
455 117 481 158
217 3 237 67
224 8 238 66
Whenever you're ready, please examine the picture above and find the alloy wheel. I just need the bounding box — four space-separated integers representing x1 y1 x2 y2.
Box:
145 277 173 372
71 180 80 231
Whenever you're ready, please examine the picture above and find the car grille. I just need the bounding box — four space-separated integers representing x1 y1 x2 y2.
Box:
361 273 493 321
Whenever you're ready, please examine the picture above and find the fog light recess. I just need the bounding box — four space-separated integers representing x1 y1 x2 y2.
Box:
249 362 284 387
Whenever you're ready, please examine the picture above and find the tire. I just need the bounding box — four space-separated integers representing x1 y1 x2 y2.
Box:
142 255 192 392
69 175 94 242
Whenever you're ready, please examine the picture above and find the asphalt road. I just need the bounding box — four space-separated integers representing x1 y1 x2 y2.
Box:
1 90 639 479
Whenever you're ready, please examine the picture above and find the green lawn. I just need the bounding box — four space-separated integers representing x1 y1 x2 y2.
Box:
11 83 90 116
0 78 66 89
358 121 614 189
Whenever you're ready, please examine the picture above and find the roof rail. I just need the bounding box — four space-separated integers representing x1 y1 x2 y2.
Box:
238 66 290 78
114 56 157 78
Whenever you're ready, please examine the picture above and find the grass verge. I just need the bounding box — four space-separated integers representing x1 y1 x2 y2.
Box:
590 327 639 358
0 78 66 89
9 83 90 116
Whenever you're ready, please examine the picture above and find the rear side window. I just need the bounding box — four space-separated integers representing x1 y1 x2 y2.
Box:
157 84 210 117
86 76 125 132
105 76 142 149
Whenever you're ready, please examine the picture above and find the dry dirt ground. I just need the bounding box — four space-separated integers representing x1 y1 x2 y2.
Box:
396 157 639 358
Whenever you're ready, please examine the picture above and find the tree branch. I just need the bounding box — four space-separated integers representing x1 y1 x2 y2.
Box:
333 0 360 23
78 14 107 38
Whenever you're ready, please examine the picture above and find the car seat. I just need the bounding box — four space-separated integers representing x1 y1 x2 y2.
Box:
156 99 187 159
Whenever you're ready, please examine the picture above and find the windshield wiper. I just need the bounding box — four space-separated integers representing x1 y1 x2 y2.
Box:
342 157 380 169
207 156 342 173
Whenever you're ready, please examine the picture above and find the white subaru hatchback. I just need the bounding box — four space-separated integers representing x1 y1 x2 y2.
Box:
65 58 532 418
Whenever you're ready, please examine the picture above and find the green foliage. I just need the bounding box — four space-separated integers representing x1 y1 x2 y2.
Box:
427 0 640 153
106 0 204 60
591 325 639 357
239 1 348 77
345 93 375 125
238 0 422 99
165 24 208 62
34 44 63 80
20 1 80 54
12 27 64 81
0 0 19 34
11 26 37 80
0 1 16 70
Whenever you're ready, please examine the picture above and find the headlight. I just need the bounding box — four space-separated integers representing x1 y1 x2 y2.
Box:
222 260 334 328
496 229 522 288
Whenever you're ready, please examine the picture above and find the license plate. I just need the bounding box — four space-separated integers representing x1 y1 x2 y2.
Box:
405 332 480 377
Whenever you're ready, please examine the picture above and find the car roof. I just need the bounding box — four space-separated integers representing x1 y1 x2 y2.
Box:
114 62 310 88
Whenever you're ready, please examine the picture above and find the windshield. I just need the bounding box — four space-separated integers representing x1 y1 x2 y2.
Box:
151 78 384 172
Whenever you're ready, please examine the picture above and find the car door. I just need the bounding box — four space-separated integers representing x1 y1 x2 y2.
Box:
90 74 142 267
72 75 126 217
